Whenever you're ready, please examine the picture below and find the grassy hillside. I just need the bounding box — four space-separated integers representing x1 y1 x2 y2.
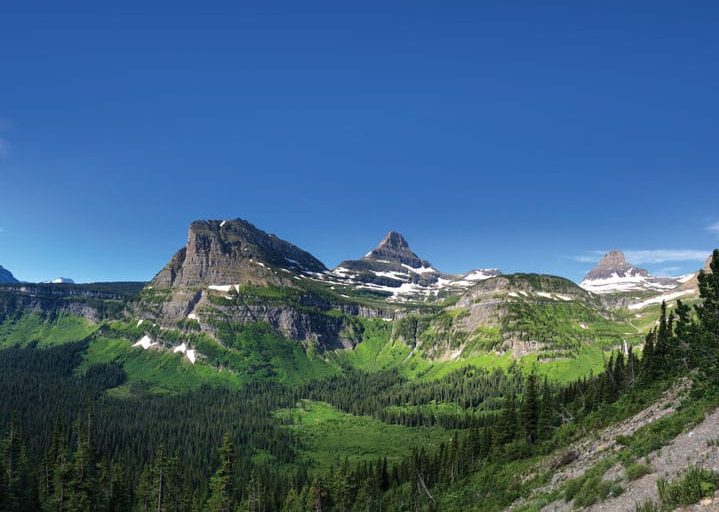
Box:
0 312 97 348
274 400 453 469
331 318 618 384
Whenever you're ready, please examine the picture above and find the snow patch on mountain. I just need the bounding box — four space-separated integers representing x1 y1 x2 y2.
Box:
173 343 197 364
133 335 156 350
581 272 677 294
627 290 696 311
44 277 75 284
580 250 682 294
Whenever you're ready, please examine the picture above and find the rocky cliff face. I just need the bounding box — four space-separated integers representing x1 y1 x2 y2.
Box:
0 282 143 323
0 265 18 284
580 250 680 294
152 219 326 289
141 219 386 351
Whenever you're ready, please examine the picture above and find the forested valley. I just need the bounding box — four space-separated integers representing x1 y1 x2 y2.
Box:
1 252 718 511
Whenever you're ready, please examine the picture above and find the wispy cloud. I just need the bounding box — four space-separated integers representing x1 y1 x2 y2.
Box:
574 249 709 265
655 266 682 277
623 250 709 264
573 253 603 263
707 221 719 237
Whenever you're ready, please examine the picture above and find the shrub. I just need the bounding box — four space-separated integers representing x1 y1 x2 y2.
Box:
657 465 719 507
625 462 653 481
570 476 623 508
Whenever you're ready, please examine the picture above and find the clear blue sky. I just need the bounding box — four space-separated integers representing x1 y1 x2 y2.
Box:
1 1 717 283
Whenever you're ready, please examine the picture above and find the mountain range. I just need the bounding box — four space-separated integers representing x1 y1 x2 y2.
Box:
1 218 710 363
121 219 708 367
1 217 717 512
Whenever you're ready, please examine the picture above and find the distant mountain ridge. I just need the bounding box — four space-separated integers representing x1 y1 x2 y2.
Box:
43 277 75 284
0 265 18 284
579 250 683 294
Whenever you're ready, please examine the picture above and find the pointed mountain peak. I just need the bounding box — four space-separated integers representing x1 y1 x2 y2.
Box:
376 231 411 251
363 231 430 269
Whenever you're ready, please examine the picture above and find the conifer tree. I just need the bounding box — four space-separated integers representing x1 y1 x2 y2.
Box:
1 415 31 512
51 434 73 512
537 377 555 440
521 373 540 444
244 469 265 512
206 433 237 512
494 394 517 446
697 249 719 335
331 459 353 512
69 411 97 512
641 329 657 381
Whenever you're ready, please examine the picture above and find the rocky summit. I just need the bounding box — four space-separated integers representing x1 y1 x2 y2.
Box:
0 265 18 284
151 219 326 289
364 231 432 269
331 231 500 301
580 249 681 294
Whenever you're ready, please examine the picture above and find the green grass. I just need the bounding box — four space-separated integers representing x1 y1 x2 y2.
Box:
334 319 611 384
95 319 339 391
79 336 244 392
616 398 712 460
566 474 623 508
275 400 453 470
657 465 719 508
200 321 339 385
625 461 653 481
0 312 97 348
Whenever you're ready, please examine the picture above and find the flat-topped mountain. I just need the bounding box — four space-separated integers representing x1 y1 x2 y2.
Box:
580 250 681 294
0 265 18 284
151 219 326 289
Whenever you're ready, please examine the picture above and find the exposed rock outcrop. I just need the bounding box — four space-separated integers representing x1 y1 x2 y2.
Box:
152 219 326 289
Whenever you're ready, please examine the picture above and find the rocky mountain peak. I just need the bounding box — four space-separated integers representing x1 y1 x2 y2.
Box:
376 231 411 252
596 250 629 269
364 231 430 269
580 249 682 294
583 250 649 282
151 218 326 289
